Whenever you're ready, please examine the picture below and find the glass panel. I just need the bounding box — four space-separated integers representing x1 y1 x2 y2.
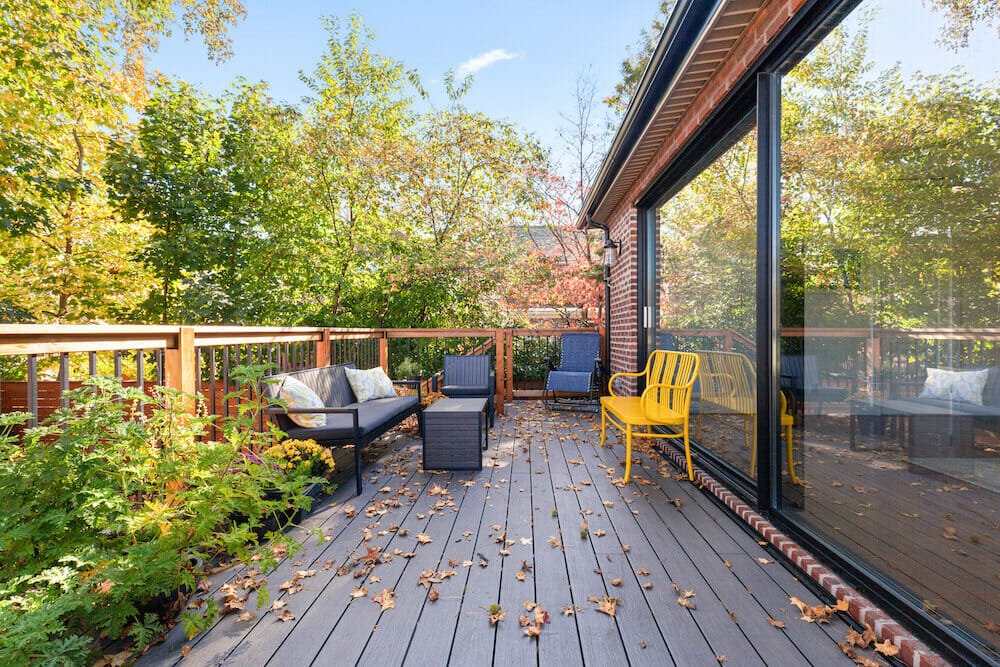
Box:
779 0 1000 651
657 128 758 479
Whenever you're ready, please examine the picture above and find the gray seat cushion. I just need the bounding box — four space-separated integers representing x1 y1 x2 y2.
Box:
900 397 1000 419
442 384 491 397
281 395 419 442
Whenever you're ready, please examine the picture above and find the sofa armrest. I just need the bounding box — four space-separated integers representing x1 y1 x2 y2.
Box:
263 405 360 437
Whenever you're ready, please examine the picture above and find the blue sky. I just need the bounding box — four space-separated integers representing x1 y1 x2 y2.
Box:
148 0 661 163
148 0 999 165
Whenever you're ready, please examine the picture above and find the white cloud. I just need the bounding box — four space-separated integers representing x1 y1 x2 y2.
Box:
456 49 519 79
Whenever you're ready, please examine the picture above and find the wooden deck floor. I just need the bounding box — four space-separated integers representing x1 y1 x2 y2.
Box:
694 408 1000 652
139 403 868 667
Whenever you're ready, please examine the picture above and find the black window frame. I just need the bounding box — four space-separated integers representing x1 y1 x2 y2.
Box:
633 0 1000 662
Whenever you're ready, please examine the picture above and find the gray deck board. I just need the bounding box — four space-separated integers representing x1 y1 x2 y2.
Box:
263 471 437 666
311 473 462 666
545 421 673 666
445 422 516 666
395 452 500 666
137 404 860 667
528 428 585 667
493 419 543 667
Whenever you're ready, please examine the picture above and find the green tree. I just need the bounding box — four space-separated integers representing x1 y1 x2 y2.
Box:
0 0 244 323
604 1 676 114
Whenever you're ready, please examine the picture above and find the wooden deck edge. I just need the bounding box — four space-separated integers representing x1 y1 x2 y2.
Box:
655 444 950 667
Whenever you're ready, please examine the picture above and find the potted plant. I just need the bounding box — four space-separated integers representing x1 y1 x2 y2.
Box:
261 439 335 527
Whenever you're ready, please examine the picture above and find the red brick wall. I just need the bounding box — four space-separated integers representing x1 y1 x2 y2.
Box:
605 0 804 396
608 207 638 394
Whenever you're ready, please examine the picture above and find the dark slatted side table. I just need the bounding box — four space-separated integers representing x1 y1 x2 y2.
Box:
421 397 488 471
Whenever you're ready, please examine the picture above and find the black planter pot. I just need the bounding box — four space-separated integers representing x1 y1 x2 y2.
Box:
135 553 204 618
261 482 324 533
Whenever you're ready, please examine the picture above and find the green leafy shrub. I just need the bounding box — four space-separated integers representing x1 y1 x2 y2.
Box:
0 366 314 664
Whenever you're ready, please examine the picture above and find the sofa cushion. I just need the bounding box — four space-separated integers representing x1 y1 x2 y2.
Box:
280 395 419 442
442 383 491 397
902 397 1000 419
277 376 326 428
263 363 357 406
345 366 396 402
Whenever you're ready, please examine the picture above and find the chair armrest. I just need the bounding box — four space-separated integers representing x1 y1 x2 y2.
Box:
428 371 443 393
392 378 422 402
608 371 645 396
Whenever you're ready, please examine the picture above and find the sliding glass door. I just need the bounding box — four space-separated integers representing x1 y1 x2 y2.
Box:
777 0 1000 652
642 0 1000 658
653 124 760 482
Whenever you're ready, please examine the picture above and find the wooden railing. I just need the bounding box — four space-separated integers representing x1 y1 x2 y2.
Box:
663 326 1000 395
0 325 602 428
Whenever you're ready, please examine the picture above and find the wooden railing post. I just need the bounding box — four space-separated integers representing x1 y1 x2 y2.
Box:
865 335 880 397
379 331 389 372
164 326 196 413
505 329 514 402
316 329 331 367
494 328 505 416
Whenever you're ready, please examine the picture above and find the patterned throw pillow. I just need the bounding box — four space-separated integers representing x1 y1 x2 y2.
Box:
920 368 953 401
920 368 989 405
278 376 325 428
345 367 397 402
950 369 989 405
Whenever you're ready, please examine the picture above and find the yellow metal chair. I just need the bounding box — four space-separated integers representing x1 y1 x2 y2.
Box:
600 350 700 482
750 391 799 485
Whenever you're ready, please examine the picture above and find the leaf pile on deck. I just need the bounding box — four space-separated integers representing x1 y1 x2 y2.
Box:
519 601 550 637
790 595 848 623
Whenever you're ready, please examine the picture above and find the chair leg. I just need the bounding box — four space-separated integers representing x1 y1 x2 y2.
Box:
786 425 800 485
599 407 607 448
624 424 632 483
354 443 362 496
683 424 694 482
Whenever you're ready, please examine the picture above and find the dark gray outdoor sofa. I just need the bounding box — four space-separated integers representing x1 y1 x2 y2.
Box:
262 363 422 496
850 366 1000 457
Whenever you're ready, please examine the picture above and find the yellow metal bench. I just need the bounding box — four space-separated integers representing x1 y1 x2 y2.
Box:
600 350 699 482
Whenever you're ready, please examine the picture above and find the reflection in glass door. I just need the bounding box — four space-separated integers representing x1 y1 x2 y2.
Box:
655 128 759 480
777 0 1000 652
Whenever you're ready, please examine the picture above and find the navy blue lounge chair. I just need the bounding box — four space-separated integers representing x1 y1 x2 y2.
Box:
543 332 603 412
435 354 495 427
